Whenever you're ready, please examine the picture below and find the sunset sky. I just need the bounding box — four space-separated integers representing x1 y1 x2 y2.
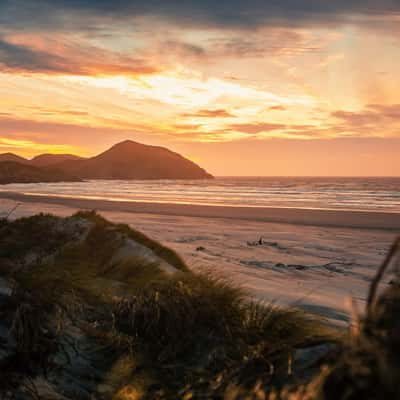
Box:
0 1 399 176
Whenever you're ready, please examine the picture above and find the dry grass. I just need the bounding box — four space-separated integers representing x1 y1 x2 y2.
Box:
111 273 331 398
314 238 400 400
265 237 400 400
0 211 339 400
74 210 189 271
0 282 62 397
0 213 72 265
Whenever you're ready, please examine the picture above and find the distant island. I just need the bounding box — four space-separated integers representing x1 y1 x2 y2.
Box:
0 140 213 183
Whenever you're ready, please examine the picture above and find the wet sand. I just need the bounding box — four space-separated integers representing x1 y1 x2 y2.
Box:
0 191 399 230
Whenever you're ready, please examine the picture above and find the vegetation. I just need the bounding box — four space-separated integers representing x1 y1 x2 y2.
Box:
0 211 398 399
0 213 77 268
74 210 189 272
112 275 330 399
266 238 400 400
0 161 80 184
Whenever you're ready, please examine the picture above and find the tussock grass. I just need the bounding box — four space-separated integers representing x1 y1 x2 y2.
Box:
112 273 330 398
120 224 189 272
74 210 189 271
0 213 71 264
102 257 166 290
13 217 166 307
114 273 244 360
0 211 338 400
0 282 62 396
266 237 400 400
312 239 400 400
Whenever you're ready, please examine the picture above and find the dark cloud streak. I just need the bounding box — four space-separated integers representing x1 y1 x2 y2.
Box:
0 0 399 32
0 37 73 73
0 36 159 75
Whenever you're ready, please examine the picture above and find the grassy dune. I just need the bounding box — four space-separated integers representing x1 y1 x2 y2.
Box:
0 212 398 399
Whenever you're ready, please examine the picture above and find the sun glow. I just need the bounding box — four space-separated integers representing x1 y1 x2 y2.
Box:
0 138 84 158
0 3 399 176
65 69 315 110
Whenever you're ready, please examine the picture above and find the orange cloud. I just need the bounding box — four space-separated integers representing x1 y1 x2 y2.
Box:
0 35 160 77
268 105 287 111
331 104 400 136
228 122 286 134
181 109 234 118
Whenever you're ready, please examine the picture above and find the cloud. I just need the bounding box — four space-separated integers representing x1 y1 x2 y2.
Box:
181 109 234 118
1 1 399 32
269 105 287 111
0 36 159 76
331 110 378 126
1 2 397 79
0 116 153 146
367 103 400 119
223 103 400 139
160 40 206 57
173 124 203 131
0 37 72 73
228 122 286 134
208 31 323 58
332 104 400 129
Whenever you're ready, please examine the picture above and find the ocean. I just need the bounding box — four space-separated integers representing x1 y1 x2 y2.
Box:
0 177 399 213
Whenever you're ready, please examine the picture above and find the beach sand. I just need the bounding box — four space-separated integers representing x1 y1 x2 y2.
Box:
0 192 398 326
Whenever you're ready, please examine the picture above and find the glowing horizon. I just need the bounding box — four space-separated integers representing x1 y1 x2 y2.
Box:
0 1 399 176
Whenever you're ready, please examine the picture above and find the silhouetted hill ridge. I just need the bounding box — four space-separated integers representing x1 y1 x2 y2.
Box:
31 153 85 167
0 140 213 182
55 140 213 180
0 153 30 164
0 161 81 184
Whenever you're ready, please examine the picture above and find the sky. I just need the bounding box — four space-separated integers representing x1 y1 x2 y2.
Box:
0 0 399 176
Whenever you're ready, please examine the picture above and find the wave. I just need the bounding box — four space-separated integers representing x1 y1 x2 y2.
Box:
0 177 399 213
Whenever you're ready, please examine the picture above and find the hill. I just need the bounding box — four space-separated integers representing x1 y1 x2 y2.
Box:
0 140 213 182
0 161 80 184
58 140 213 179
0 153 29 164
30 153 85 167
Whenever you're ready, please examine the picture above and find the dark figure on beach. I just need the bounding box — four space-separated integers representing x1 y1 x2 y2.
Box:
247 237 264 246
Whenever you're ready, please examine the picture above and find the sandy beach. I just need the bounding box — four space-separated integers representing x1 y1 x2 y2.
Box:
1 191 400 229
0 192 398 326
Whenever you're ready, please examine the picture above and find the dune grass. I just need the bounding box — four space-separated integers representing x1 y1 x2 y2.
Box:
15 223 166 308
74 210 189 272
0 213 72 264
111 273 332 399
1 211 399 399
311 240 400 400
0 211 337 399
265 238 400 400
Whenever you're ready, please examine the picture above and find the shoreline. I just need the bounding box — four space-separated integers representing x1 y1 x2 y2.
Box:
1 191 399 230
